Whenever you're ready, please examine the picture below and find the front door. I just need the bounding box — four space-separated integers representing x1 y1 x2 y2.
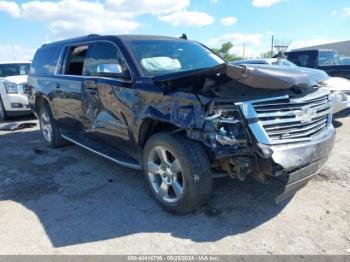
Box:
81 41 135 155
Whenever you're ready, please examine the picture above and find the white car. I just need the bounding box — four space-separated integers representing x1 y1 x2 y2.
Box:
0 61 32 121
233 58 350 115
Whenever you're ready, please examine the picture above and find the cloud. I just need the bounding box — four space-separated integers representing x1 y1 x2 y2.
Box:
207 33 263 58
159 11 214 26
0 0 209 39
105 0 190 17
0 0 20 17
207 33 262 47
342 7 350 16
220 16 237 26
0 44 36 61
330 10 337 16
252 0 282 8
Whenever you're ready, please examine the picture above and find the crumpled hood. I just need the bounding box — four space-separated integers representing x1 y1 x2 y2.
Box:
2 75 28 85
153 63 330 90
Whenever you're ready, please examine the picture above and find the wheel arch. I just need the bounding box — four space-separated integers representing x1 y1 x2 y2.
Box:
138 118 186 148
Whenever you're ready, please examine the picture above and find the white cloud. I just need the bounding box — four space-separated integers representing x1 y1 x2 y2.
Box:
0 44 36 61
342 7 350 16
207 33 264 58
0 0 20 17
331 10 337 16
105 0 190 17
252 0 282 8
220 16 237 26
159 11 214 26
207 33 262 47
0 0 208 39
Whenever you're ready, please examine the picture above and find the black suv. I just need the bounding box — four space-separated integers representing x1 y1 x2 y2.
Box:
28 34 335 214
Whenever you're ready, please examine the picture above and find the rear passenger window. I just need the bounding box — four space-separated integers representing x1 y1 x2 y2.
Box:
64 45 88 76
85 42 128 77
30 46 61 75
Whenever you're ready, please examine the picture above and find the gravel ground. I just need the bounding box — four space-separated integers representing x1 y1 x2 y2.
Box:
0 115 349 255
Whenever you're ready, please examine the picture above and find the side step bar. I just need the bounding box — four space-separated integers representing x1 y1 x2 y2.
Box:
62 133 142 170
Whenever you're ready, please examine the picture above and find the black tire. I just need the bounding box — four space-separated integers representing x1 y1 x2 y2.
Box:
0 97 7 122
38 103 67 148
143 132 212 214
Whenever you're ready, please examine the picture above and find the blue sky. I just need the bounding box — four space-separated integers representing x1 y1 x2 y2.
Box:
0 0 349 60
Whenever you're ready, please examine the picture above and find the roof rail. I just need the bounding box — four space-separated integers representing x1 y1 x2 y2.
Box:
87 34 100 37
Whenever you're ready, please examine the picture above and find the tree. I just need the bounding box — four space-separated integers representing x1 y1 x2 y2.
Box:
211 42 240 62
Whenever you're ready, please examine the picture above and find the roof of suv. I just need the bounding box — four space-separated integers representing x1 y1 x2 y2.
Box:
41 34 188 48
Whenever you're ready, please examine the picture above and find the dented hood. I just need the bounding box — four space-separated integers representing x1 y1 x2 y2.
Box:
153 63 330 90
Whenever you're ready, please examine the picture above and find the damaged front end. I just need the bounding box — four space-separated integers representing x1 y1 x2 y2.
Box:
154 64 336 202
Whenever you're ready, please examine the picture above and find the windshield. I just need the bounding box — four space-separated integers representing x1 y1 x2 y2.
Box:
0 63 30 77
127 40 225 77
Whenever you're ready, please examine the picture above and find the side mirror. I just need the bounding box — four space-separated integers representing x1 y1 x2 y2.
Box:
95 64 129 78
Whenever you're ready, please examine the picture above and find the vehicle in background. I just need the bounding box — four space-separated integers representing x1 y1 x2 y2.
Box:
29 35 335 214
232 58 296 67
340 57 350 65
285 49 350 80
0 61 32 121
233 58 350 115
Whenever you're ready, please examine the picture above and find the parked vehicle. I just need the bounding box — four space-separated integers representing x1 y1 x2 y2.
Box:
0 61 32 121
233 58 350 115
28 35 335 214
286 49 350 80
232 58 296 67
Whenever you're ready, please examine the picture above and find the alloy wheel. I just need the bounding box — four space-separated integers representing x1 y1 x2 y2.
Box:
40 111 53 143
147 146 184 203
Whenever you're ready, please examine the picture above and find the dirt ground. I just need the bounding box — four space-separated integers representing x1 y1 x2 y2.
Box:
0 115 349 255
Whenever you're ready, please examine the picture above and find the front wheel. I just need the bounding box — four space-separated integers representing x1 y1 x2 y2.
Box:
143 132 212 214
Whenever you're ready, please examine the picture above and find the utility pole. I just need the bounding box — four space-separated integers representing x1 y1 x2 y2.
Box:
271 35 274 58
242 42 246 59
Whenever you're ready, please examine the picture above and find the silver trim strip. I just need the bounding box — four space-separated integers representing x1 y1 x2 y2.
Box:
62 134 142 170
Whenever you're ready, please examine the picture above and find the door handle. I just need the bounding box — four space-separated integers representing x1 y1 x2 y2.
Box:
56 84 60 89
86 88 98 95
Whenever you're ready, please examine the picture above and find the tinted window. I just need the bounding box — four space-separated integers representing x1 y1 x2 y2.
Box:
319 51 339 66
0 63 30 77
30 46 61 75
84 42 128 76
65 45 88 76
127 40 224 77
287 52 317 68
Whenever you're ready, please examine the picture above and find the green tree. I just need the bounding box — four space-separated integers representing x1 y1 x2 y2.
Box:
211 42 240 62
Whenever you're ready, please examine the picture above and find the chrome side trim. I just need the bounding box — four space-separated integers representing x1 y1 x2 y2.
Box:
62 134 142 170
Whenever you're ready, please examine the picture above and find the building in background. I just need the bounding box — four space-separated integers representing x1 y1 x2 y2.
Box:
294 40 350 57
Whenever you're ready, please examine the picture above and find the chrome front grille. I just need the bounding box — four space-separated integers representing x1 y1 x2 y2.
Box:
237 90 332 145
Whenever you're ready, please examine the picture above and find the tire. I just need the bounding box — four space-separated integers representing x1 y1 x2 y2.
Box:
143 132 212 214
0 97 7 122
38 103 67 148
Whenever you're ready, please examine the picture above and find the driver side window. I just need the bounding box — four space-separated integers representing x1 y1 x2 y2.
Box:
84 42 129 77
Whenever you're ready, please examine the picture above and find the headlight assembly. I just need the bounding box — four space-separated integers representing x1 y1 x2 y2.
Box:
4 81 18 94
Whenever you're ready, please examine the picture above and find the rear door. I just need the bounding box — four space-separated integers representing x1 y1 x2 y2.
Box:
54 44 90 131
